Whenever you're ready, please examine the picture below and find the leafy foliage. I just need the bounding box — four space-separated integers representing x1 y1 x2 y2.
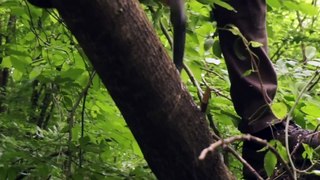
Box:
0 0 320 179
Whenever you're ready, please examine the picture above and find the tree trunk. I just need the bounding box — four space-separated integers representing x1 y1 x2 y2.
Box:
0 15 15 113
53 0 233 179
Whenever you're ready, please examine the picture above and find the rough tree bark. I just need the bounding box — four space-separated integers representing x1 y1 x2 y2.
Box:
51 0 233 179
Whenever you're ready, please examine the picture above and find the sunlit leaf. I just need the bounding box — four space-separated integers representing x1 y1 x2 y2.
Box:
283 1 299 11
271 102 288 119
214 0 235 11
0 56 12 68
302 143 314 160
301 105 320 117
298 3 318 16
227 24 241 36
311 170 320 176
267 0 281 8
249 41 263 48
305 46 317 60
264 150 277 177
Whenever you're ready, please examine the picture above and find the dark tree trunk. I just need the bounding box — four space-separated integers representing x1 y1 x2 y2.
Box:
51 0 233 179
0 15 16 113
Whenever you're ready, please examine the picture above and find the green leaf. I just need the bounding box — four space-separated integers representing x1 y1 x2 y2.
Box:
0 56 12 68
264 150 277 177
249 41 263 48
72 125 80 141
271 102 288 119
305 46 317 60
227 24 241 36
267 0 281 8
10 56 31 73
29 67 42 80
242 69 253 77
302 143 314 160
301 105 320 117
214 0 235 12
12 69 23 81
271 140 288 162
311 170 320 176
212 39 222 58
24 32 36 41
204 37 214 51
283 1 299 11
60 68 85 81
298 3 318 16
10 7 25 16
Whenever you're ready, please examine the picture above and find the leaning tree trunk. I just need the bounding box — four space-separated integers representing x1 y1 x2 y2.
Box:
51 0 233 179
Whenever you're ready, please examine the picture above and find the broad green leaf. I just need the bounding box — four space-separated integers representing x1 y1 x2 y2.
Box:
267 0 281 8
12 69 23 81
301 105 320 117
204 37 214 51
298 3 318 16
76 72 89 87
10 7 25 16
271 102 288 119
7 47 30 57
214 0 235 11
63 96 73 108
212 112 235 126
283 1 299 11
270 140 288 162
60 68 85 81
212 39 222 58
0 56 12 68
264 150 277 177
24 32 36 41
29 67 42 80
197 23 214 37
10 56 31 72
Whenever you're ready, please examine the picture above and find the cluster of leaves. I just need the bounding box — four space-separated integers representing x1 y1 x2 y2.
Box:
0 0 154 179
0 0 320 179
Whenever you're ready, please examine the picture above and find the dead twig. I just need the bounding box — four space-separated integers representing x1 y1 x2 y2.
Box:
199 134 294 180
